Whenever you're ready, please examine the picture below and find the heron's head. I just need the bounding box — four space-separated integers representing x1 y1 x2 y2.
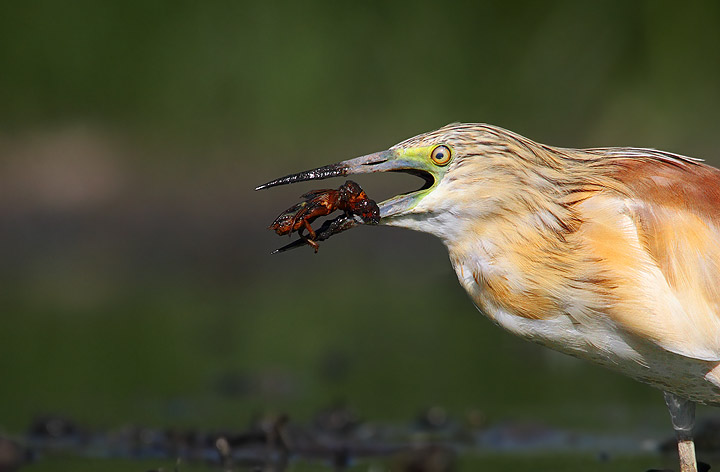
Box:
257 123 563 244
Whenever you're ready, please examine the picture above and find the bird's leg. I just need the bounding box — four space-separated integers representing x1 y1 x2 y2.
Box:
663 391 698 472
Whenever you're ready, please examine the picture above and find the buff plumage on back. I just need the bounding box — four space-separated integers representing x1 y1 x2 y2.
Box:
394 123 720 362
607 157 720 361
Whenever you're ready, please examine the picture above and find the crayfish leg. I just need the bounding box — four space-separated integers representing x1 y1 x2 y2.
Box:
303 237 320 253
301 219 317 240
297 219 320 252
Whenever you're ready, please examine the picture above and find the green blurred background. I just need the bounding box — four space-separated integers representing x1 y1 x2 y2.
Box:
1 0 719 454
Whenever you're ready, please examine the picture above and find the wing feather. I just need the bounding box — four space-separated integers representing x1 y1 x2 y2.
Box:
600 156 720 360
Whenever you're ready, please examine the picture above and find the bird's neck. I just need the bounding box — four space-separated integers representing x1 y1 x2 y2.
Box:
445 206 598 324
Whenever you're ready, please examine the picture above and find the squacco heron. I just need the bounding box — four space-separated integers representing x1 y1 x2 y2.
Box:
258 123 720 472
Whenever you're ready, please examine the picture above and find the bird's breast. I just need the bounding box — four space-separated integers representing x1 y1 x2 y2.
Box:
447 210 613 326
445 192 720 401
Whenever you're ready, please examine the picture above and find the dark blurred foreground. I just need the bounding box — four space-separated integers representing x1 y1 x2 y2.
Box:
3 409 720 472
2 2 720 471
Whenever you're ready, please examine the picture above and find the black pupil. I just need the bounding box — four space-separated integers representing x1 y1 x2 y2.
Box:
435 150 445 160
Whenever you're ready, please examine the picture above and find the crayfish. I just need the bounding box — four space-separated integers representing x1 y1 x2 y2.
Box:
269 180 380 253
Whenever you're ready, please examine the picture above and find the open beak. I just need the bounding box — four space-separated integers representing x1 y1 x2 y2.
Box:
255 149 435 220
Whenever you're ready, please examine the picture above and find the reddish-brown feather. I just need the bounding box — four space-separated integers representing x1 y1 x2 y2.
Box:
611 158 720 225
611 159 720 297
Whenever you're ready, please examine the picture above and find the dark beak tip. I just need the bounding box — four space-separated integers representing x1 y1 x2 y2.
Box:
255 162 349 191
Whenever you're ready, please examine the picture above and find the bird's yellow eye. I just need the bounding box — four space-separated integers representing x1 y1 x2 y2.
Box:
430 145 452 166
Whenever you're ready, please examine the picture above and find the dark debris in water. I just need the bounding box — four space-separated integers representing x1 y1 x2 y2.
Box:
0 436 30 472
6 408 720 471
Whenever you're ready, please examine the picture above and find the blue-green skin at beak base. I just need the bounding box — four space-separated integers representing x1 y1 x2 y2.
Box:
256 146 449 222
